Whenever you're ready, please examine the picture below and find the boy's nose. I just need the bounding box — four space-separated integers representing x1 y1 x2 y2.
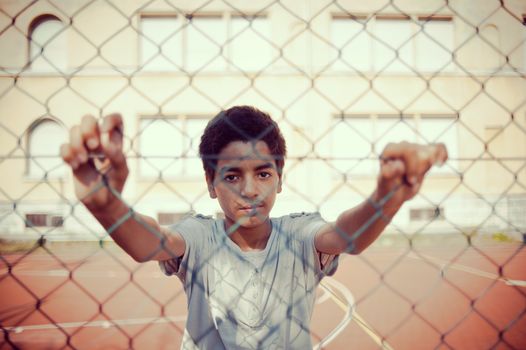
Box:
240 178 258 198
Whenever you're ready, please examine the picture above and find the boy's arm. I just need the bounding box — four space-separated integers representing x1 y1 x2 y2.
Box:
89 199 185 263
61 114 185 262
314 142 448 255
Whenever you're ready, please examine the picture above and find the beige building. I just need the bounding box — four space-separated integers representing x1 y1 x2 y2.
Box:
0 0 525 240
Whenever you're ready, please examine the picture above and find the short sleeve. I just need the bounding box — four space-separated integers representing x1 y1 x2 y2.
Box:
158 215 212 283
289 212 339 279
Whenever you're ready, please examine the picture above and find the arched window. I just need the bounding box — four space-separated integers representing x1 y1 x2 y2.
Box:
29 15 67 72
27 119 66 178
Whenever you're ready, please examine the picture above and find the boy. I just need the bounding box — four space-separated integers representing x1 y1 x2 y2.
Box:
60 106 447 349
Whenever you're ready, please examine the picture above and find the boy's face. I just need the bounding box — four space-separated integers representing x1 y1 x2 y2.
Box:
206 140 282 230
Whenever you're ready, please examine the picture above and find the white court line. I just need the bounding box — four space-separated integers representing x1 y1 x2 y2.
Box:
3 315 186 334
352 313 395 350
315 286 331 305
314 278 354 350
316 278 395 350
407 252 526 287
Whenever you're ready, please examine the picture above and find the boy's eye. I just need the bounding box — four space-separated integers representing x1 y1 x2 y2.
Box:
224 174 239 182
258 172 271 179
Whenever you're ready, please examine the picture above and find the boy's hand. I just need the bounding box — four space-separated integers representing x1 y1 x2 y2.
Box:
375 142 448 207
60 114 128 213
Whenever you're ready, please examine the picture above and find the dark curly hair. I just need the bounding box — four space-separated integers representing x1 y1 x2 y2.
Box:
199 106 287 180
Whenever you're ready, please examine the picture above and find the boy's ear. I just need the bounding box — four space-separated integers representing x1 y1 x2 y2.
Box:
277 176 282 194
206 175 217 199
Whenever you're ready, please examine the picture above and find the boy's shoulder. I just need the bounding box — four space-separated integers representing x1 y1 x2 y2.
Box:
170 212 216 231
193 213 215 220
288 211 320 219
274 212 324 227
272 212 326 242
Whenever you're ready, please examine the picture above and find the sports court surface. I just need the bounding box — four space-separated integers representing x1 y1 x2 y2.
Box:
1 235 525 349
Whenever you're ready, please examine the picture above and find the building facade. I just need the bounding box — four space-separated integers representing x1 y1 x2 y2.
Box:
0 0 525 240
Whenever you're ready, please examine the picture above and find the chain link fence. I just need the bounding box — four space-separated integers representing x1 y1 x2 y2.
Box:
1 0 526 348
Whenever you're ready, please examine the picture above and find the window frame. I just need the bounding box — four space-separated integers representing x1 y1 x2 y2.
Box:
25 118 67 180
417 114 459 174
330 13 372 72
138 13 183 72
409 206 445 221
415 15 455 73
136 114 210 180
25 213 64 228
228 13 272 72
373 14 415 73
28 14 68 73
138 12 270 73
328 113 458 178
330 13 455 74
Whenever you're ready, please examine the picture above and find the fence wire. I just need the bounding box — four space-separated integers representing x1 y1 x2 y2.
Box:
1 0 526 349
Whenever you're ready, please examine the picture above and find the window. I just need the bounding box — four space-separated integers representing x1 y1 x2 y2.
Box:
139 13 270 72
330 14 454 73
25 213 64 227
186 15 226 71
325 116 374 174
322 115 416 176
139 116 208 178
229 15 271 71
375 115 418 154
325 114 457 175
27 119 67 178
416 16 454 72
418 115 459 173
409 207 444 221
374 16 414 73
29 15 67 72
331 15 371 71
140 15 182 71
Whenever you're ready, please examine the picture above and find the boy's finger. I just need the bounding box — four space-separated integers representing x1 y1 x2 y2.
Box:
416 145 436 170
101 114 123 150
381 142 419 185
80 114 100 151
101 113 123 135
419 143 448 168
60 143 78 170
435 143 448 166
100 113 126 169
70 125 88 166
380 159 405 180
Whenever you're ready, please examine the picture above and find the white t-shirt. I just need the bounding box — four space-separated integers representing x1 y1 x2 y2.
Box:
159 212 339 349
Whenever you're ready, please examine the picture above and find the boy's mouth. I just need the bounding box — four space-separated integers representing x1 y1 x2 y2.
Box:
238 204 264 214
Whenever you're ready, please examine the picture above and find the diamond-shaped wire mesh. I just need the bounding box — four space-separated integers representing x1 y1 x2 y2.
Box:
1 0 526 349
